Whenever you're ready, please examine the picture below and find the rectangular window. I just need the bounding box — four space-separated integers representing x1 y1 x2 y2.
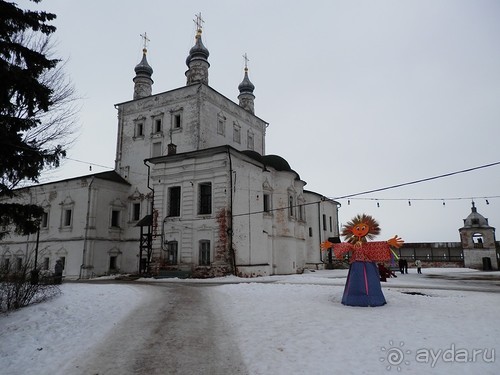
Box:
16 257 23 271
166 241 178 265
247 132 254 150
217 119 225 135
233 124 241 143
132 203 141 221
322 214 327 231
111 210 120 227
173 113 182 129
3 258 9 271
41 211 49 228
309 227 313 237
155 118 162 133
64 209 72 227
109 256 117 270
329 216 333 232
168 186 181 217
60 257 66 270
199 240 210 266
199 183 212 215
288 196 294 217
136 122 144 137
298 204 304 221
152 142 162 157
43 257 50 270
263 194 270 213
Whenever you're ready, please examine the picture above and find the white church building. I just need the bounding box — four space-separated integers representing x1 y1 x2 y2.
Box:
0 22 340 279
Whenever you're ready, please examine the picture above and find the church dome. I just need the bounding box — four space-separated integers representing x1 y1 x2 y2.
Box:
242 150 263 163
262 155 292 172
134 49 153 76
186 33 210 66
462 203 492 228
238 69 255 94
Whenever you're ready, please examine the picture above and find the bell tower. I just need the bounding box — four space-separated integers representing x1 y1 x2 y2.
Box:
459 202 498 270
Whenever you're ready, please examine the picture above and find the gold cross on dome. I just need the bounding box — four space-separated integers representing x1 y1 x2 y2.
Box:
193 12 204 33
243 53 250 70
140 32 150 50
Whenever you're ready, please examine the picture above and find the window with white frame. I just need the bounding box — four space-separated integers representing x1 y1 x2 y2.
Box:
168 186 181 217
59 197 74 230
263 193 271 213
154 117 163 133
217 113 226 135
131 202 141 222
296 195 305 221
109 256 117 270
111 210 121 228
199 240 211 266
171 110 183 129
152 141 162 157
247 130 254 150
135 121 144 137
166 241 178 265
63 208 72 227
233 122 241 144
198 182 212 215
41 211 49 228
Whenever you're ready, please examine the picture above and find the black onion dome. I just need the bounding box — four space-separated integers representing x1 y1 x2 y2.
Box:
262 155 292 172
186 34 210 66
134 50 153 76
242 150 263 163
238 69 255 94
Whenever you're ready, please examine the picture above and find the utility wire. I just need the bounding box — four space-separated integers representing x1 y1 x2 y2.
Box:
332 161 500 200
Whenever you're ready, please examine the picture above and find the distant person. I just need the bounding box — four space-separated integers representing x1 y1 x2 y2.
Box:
378 263 388 282
54 259 63 284
398 258 405 274
415 259 422 274
403 259 408 274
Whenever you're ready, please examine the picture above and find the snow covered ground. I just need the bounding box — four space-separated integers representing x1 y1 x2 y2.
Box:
1 268 499 375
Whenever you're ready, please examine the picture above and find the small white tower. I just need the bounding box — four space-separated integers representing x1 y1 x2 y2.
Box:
459 202 498 270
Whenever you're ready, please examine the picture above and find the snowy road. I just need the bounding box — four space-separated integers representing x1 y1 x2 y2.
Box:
64 284 247 375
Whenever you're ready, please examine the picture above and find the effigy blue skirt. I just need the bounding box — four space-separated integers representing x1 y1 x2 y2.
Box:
342 261 386 307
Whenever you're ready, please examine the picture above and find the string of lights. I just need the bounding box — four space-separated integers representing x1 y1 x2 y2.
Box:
341 195 500 207
331 160 500 200
9 139 498 214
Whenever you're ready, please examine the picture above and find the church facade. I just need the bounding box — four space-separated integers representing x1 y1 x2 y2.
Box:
0 22 340 279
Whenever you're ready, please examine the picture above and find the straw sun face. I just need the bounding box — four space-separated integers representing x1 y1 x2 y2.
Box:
342 214 381 243
352 224 369 238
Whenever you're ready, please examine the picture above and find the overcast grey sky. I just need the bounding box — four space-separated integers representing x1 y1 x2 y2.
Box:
27 0 500 243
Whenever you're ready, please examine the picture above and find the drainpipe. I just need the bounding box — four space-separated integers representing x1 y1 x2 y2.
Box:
144 159 154 206
227 147 237 275
144 160 154 273
80 176 95 279
318 200 323 262
114 104 124 172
